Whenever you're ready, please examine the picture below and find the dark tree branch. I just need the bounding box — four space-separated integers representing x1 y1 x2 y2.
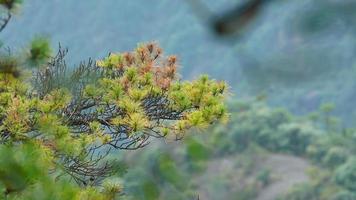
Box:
0 11 11 33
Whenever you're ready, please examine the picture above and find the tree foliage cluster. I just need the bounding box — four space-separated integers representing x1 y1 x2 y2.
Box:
0 2 229 198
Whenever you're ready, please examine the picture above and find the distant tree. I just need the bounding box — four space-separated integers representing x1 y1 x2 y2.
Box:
0 1 229 198
334 158 356 192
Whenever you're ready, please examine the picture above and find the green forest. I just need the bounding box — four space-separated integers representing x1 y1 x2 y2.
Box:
1 0 356 199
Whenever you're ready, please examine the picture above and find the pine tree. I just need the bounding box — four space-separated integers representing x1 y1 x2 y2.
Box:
0 2 229 199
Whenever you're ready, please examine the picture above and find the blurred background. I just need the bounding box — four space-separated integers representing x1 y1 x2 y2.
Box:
2 0 356 199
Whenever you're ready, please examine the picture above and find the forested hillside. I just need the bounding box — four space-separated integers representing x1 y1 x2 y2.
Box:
118 99 356 200
3 0 356 125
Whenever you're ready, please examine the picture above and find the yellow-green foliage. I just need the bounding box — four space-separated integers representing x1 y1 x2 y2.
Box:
92 43 229 138
0 43 228 199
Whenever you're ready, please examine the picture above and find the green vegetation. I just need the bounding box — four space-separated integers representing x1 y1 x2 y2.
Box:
114 99 356 199
1 1 356 199
0 2 229 199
